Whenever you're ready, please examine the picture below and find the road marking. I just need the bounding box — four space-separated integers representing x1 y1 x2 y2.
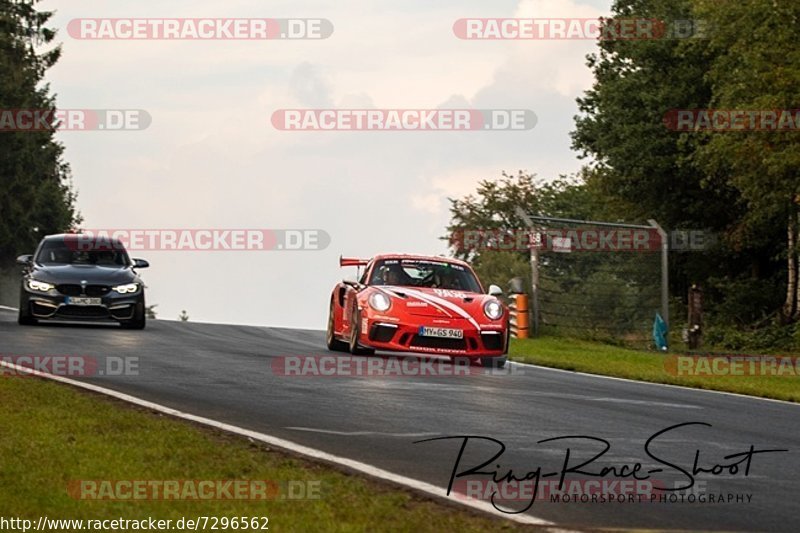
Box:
519 390 701 409
0 359 552 527
587 397 699 409
285 427 441 438
0 305 18 311
508 361 799 407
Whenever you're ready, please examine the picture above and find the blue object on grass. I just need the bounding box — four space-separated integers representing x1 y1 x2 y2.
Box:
653 313 668 351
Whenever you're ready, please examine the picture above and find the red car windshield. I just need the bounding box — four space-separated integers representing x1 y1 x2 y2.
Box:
369 258 482 293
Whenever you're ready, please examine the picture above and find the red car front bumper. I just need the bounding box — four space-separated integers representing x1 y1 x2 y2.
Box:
358 314 508 358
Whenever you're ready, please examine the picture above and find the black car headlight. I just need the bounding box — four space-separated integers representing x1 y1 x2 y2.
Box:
483 299 503 320
27 279 55 293
113 283 139 295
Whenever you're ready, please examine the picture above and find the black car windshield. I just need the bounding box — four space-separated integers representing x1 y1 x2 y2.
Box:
36 239 130 266
369 258 482 292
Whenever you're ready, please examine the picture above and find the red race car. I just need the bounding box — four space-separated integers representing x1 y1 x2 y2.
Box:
326 254 509 368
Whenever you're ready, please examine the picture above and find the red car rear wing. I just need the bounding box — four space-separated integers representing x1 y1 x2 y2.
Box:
340 256 369 268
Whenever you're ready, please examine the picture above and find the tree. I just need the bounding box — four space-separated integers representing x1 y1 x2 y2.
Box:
0 0 79 265
694 0 800 321
571 0 792 326
571 0 735 230
446 171 597 262
178 310 189 322
444 171 598 292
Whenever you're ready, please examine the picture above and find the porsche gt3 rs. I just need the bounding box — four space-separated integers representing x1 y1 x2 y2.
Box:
17 234 150 329
326 254 509 368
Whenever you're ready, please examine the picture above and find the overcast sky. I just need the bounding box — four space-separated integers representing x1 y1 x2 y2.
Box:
41 0 611 328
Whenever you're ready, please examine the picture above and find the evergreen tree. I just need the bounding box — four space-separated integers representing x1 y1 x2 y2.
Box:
0 0 79 264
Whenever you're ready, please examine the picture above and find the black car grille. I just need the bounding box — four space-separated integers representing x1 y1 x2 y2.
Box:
57 284 111 297
87 285 111 297
57 306 109 318
481 332 504 351
368 324 397 343
57 284 81 296
410 335 467 351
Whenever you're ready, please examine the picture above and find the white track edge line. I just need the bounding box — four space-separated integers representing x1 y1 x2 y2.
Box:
0 360 552 527
508 361 799 406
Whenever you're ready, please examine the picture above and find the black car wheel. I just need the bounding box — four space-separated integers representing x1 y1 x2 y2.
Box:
17 296 37 326
121 301 146 330
481 356 507 369
326 300 348 352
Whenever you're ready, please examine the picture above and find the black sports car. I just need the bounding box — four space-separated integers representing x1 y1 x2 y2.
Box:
17 234 149 329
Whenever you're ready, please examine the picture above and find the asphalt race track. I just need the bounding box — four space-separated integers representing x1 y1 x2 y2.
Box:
1 309 797 531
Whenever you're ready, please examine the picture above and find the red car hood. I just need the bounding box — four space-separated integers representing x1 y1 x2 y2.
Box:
376 285 491 320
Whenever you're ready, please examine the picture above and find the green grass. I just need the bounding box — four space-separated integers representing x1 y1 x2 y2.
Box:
509 336 800 402
0 376 524 532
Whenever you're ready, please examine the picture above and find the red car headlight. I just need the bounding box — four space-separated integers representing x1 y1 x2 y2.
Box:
369 292 392 312
483 300 503 320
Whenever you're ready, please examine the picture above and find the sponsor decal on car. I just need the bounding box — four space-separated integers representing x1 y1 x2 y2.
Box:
431 288 467 299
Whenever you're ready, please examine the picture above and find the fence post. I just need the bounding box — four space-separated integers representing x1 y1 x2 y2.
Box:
530 241 539 337
648 219 669 331
515 206 540 337
688 284 703 349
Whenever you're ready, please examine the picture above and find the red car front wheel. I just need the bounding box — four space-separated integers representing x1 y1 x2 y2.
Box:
348 308 374 356
326 300 348 352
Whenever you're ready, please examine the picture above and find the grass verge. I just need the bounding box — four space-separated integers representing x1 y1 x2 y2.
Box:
509 336 800 403
0 375 524 532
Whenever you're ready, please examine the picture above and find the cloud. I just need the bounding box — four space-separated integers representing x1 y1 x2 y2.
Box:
288 63 334 107
39 0 610 328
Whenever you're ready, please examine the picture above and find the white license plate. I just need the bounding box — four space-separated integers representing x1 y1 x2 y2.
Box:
419 327 463 339
66 297 102 306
